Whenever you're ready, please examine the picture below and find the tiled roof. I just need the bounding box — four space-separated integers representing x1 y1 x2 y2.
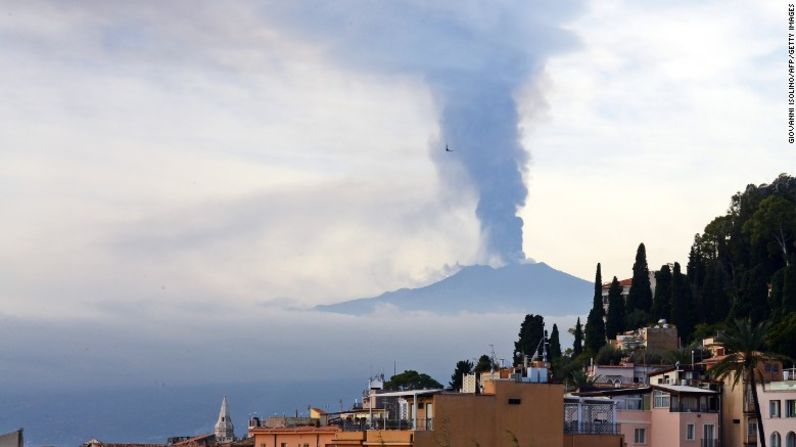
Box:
602 278 633 289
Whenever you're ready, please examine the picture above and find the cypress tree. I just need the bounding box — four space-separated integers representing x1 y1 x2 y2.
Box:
605 276 626 339
670 262 695 342
687 243 706 322
573 317 584 356
585 263 607 354
651 265 672 322
702 262 729 323
549 324 562 361
783 263 796 313
627 243 653 317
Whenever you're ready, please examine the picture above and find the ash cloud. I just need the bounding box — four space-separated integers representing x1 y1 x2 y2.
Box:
266 1 580 263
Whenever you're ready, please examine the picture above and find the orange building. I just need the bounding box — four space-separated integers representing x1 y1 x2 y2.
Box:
249 426 339 447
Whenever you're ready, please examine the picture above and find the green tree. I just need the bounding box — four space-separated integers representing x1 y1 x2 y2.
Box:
567 369 598 392
474 354 496 374
710 319 782 447
384 370 443 391
572 317 584 356
549 324 562 361
585 263 607 354
651 264 672 323
767 312 796 361
595 344 624 365
743 195 796 266
731 265 771 324
448 360 473 390
627 243 653 317
701 262 730 323
605 276 626 339
514 314 545 364
670 262 695 342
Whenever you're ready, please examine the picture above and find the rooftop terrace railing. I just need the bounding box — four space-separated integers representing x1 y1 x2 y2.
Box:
563 421 619 435
338 418 432 432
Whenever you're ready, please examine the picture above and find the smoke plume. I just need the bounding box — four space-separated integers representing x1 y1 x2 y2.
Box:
268 1 580 263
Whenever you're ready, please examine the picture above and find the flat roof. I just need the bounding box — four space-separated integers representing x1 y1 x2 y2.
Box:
653 384 718 395
373 389 444 398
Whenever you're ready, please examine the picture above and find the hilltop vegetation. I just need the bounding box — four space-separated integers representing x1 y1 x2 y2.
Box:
590 173 796 358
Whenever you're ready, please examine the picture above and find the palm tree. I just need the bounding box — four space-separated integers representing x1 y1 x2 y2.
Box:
709 319 780 447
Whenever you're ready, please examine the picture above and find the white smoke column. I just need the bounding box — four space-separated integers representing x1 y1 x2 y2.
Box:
267 1 580 264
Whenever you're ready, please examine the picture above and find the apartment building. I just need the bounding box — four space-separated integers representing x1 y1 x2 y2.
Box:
755 367 796 447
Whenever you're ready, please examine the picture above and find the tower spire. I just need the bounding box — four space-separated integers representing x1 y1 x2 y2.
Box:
214 396 234 443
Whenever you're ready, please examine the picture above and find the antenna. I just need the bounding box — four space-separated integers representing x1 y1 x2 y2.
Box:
489 344 496 372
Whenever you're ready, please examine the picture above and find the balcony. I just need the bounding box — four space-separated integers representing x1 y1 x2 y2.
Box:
339 418 432 432
563 421 619 435
700 440 719 447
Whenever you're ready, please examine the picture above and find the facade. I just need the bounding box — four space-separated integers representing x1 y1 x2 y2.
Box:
756 367 796 447
588 363 667 388
703 356 785 447
249 427 338 447
615 324 679 352
577 364 723 447
601 272 657 312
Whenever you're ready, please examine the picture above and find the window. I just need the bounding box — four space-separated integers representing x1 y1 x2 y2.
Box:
686 423 695 440
786 431 795 447
772 432 782 447
634 428 646 444
508 398 521 405
653 391 670 408
786 400 796 417
772 400 782 418
704 424 715 442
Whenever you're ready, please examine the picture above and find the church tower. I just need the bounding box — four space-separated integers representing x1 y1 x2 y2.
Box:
214 396 235 443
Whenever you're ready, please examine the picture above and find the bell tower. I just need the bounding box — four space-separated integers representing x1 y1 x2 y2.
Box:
214 396 235 443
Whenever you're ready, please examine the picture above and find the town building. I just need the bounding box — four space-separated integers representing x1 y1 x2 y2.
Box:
247 362 623 447
601 272 657 312
615 323 679 352
0 430 23 447
587 362 668 388
756 367 796 447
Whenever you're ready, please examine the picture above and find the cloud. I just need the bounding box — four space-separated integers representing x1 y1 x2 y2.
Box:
520 0 794 279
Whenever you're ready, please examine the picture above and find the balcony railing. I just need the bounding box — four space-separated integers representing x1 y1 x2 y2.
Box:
563 421 619 435
701 440 719 447
339 418 432 432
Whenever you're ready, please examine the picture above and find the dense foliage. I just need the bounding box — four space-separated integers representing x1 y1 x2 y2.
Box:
604 174 796 358
514 314 545 363
448 360 473 390
384 370 443 390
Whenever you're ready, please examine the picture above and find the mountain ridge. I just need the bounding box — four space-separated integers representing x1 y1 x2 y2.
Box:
316 262 591 315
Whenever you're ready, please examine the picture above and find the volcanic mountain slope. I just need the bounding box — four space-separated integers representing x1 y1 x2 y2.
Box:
316 262 591 315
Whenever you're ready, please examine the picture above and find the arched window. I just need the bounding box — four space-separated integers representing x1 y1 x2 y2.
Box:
772 432 781 447
786 431 795 447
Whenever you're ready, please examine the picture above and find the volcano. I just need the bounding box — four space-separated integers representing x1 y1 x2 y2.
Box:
316 262 591 315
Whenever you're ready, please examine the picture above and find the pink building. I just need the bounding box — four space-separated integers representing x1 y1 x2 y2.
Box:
756 367 796 447
577 383 720 447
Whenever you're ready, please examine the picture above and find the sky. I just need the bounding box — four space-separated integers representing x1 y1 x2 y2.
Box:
0 1 794 390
